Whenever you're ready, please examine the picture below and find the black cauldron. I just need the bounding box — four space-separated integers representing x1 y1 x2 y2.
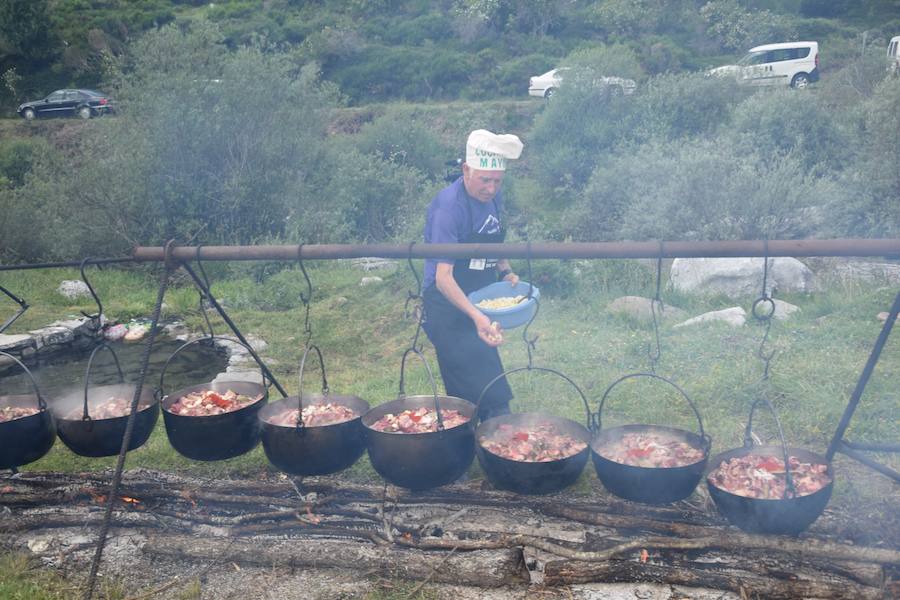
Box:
259 345 369 476
474 366 592 495
706 398 833 535
159 337 267 461
53 344 158 457
362 349 476 490
590 373 710 504
0 352 56 470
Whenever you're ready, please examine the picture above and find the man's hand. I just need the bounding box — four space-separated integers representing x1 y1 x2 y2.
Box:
501 271 520 287
475 312 503 347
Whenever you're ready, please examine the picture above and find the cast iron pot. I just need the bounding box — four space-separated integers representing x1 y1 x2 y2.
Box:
53 343 159 457
259 344 369 476
591 373 710 504
0 352 56 470
475 366 591 495
159 337 267 461
362 348 476 490
706 397 833 535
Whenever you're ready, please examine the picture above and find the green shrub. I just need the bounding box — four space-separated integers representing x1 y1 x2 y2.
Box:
0 138 47 187
347 107 452 178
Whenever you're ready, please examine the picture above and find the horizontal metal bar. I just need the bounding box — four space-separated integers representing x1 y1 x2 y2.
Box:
0 257 135 272
842 440 900 453
836 445 900 482
132 239 900 262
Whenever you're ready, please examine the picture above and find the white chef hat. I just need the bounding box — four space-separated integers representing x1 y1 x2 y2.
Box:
465 129 523 171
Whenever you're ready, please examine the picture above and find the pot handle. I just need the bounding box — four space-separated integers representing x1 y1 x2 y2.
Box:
475 366 593 429
296 344 329 433
398 346 445 430
80 342 125 426
743 396 796 499
157 336 267 400
594 373 709 450
0 351 47 412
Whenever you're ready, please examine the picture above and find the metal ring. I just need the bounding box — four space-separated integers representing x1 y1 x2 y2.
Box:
752 297 776 321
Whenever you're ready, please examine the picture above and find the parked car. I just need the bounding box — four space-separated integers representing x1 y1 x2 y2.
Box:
528 68 637 99
16 89 114 121
708 42 819 88
888 36 900 74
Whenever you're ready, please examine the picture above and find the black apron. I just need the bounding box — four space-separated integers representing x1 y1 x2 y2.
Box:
423 198 513 421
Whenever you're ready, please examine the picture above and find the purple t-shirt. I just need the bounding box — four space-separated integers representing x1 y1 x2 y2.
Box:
423 177 503 289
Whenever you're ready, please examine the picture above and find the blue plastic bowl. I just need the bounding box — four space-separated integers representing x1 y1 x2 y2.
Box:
468 281 540 330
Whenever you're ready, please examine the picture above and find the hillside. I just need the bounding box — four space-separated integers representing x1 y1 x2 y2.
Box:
3 0 900 111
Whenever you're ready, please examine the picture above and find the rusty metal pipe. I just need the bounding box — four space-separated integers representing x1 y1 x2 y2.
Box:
131 239 900 262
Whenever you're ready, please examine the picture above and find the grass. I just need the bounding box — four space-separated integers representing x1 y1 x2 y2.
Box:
1 259 899 597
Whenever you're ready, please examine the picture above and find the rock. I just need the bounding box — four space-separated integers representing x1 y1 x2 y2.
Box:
162 322 190 338
674 307 747 328
812 258 900 286
877 312 900 323
670 258 814 298
28 326 74 347
0 334 36 352
360 276 383 287
212 370 264 385
331 296 348 308
350 257 399 272
607 296 686 321
56 280 92 300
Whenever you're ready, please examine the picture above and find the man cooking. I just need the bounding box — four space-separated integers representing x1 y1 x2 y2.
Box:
422 129 523 421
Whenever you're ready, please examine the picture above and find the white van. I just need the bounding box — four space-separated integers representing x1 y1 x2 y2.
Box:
888 36 900 74
710 41 820 88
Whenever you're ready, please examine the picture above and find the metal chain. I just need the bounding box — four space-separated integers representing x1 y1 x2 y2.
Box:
521 240 539 369
82 242 175 600
752 239 777 381
0 284 28 334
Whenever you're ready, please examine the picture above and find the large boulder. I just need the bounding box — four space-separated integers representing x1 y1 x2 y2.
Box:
57 280 92 300
670 258 814 298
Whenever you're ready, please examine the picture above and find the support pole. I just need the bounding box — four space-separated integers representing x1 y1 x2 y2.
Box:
180 262 288 398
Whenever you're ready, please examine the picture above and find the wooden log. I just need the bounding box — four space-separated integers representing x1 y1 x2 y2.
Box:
143 534 528 587
543 558 884 600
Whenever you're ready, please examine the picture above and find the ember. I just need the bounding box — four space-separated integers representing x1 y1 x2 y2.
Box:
168 389 261 416
480 423 586 462
65 396 135 420
0 405 39 423
708 454 832 499
593 432 705 468
370 407 469 433
267 403 357 427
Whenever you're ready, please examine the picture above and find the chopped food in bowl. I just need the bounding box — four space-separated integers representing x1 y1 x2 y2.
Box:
708 454 831 499
370 407 470 433
168 389 262 417
267 402 358 427
1 405 40 423
480 422 587 462
476 296 526 310
593 431 705 468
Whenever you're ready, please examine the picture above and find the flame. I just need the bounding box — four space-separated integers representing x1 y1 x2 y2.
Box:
121 496 141 504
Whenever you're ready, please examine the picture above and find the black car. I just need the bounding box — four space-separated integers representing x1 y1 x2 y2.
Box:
17 89 114 121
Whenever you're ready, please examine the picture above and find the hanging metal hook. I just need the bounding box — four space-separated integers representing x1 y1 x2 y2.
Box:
647 241 664 373
195 245 216 340
751 238 777 380
79 257 104 333
298 243 313 342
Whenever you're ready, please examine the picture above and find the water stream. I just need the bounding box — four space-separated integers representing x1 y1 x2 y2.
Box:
0 339 229 400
